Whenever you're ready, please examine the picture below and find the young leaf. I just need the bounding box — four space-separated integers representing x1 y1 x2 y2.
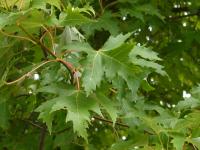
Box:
82 52 104 95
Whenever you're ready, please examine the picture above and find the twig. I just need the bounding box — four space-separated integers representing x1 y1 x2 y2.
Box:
56 58 75 84
0 29 37 44
22 119 70 135
39 126 46 150
17 24 75 84
53 127 71 134
24 119 44 130
41 25 54 51
5 60 57 85
39 31 48 59
17 24 57 58
93 116 129 128
17 24 37 42
104 1 118 10
98 0 104 14
166 11 200 20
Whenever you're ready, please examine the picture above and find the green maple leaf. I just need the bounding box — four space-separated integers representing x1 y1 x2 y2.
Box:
51 91 102 140
171 136 185 150
35 99 55 132
129 45 166 75
36 85 117 140
82 11 119 36
81 33 149 94
101 32 132 50
82 52 104 94
59 6 94 26
48 33 165 96
31 0 61 10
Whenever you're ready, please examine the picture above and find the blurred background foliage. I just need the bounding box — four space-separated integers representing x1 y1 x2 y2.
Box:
0 0 200 150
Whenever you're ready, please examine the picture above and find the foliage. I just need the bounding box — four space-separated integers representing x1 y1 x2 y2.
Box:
0 0 200 149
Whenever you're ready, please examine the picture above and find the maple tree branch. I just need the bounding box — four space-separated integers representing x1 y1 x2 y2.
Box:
167 10 200 20
39 126 46 150
17 24 75 84
98 0 104 14
104 1 118 10
93 116 129 128
22 119 71 135
93 116 156 135
41 25 54 50
17 24 38 42
0 29 37 44
23 119 45 130
5 60 57 85
39 30 48 59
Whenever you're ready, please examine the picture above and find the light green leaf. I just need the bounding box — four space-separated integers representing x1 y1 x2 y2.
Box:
35 86 119 140
35 99 55 132
130 45 166 75
36 90 102 140
52 91 101 140
82 52 104 95
59 6 93 26
171 136 185 150
101 33 132 51
81 34 149 94
31 0 61 9
62 42 94 54
177 97 200 110
94 92 118 124
46 0 61 9
82 11 120 36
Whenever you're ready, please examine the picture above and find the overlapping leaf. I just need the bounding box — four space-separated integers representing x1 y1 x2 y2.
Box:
79 33 164 94
130 45 166 75
35 85 117 140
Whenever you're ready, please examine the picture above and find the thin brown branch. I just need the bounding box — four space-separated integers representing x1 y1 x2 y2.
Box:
17 24 75 84
56 58 75 84
93 116 129 128
41 25 54 51
53 127 71 134
5 60 57 85
38 40 57 58
24 120 44 130
98 0 104 14
104 1 118 10
22 119 71 135
39 31 48 59
0 29 37 44
166 11 200 20
39 126 46 150
18 24 56 58
93 116 155 135
17 24 38 42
